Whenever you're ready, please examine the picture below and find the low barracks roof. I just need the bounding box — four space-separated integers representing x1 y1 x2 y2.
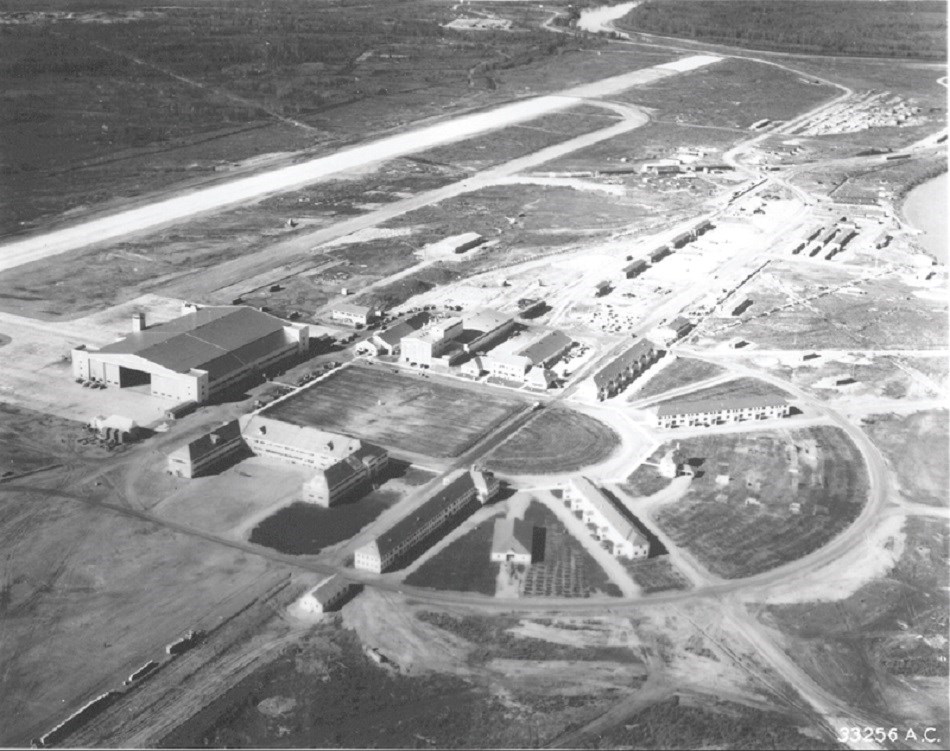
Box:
656 393 788 417
95 306 289 377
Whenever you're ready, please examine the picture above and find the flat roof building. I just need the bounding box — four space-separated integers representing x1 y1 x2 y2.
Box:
72 306 308 404
400 317 464 367
331 303 378 327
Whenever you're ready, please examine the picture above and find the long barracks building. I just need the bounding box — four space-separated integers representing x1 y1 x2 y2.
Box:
354 469 499 573
592 338 661 400
72 305 308 404
656 394 790 429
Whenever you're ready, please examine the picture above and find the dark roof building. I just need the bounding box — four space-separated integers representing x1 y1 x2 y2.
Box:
592 338 660 399
166 420 245 478
354 469 499 572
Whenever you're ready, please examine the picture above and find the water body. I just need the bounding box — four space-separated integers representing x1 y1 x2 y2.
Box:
576 1 638 34
903 171 948 264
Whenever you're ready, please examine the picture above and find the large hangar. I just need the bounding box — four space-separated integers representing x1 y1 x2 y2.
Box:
71 305 308 404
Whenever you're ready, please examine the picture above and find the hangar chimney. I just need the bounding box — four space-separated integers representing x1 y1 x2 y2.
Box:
132 312 147 332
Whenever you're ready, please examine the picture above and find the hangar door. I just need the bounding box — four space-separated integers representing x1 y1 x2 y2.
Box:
118 366 151 388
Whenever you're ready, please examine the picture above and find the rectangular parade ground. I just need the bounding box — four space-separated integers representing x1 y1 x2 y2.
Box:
262 364 528 459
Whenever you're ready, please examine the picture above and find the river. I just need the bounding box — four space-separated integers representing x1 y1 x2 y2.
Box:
903 171 948 264
576 1 638 34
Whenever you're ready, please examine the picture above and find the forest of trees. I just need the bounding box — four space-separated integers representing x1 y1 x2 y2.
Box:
621 0 946 59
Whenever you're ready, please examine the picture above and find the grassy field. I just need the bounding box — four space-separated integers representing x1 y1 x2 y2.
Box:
263 365 527 458
485 408 620 474
523 500 622 597
0 480 278 746
760 515 949 733
864 410 948 508
619 0 946 59
653 377 789 410
631 358 726 401
652 426 868 578
403 516 499 595
624 457 674 497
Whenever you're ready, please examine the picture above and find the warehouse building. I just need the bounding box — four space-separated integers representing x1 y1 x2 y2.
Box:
592 338 661 400
166 420 245 478
331 303 378 328
479 329 571 383
461 311 517 355
490 517 538 564
656 394 790 429
354 468 500 573
565 478 650 559
72 306 309 404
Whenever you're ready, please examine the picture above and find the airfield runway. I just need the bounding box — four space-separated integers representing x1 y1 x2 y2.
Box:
0 55 719 272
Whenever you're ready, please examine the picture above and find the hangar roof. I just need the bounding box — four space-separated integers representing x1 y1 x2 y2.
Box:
96 306 289 376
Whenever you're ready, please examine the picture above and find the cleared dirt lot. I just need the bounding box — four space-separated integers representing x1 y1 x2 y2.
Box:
262 365 528 458
485 407 620 475
759 515 949 739
0 479 278 747
864 409 949 507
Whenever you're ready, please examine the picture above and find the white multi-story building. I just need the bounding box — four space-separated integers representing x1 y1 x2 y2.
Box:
565 478 650 560
656 395 791 429
400 317 464 367
330 303 378 327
